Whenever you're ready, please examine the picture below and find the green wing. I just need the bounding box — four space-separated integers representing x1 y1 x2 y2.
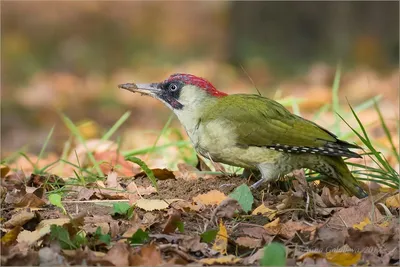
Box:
203 94 360 158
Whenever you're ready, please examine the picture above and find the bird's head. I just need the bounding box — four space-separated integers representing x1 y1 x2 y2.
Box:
119 73 228 110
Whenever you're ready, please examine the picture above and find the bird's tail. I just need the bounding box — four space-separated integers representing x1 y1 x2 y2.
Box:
318 156 368 199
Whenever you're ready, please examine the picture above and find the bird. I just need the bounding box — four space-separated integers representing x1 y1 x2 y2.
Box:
119 73 368 198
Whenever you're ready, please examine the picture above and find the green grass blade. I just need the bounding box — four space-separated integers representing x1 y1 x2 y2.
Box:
148 113 174 155
312 103 331 121
125 156 158 191
332 64 342 135
60 114 104 177
39 159 60 174
36 125 55 167
122 140 191 157
353 95 382 113
19 152 37 171
374 101 400 163
101 111 131 141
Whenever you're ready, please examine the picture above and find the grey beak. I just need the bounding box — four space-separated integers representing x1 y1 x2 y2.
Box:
118 83 161 96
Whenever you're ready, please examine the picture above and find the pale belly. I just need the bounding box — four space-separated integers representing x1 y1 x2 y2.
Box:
190 119 283 169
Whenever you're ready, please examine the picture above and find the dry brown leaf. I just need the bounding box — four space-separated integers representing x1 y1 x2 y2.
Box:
193 190 227 206
106 171 119 188
236 236 262 248
212 220 228 255
141 212 161 229
135 168 175 180
211 197 242 220
129 244 163 266
252 203 277 220
17 218 70 245
103 242 131 266
4 210 35 228
199 255 241 265
135 198 181 211
1 242 39 266
321 186 338 207
76 187 95 200
14 193 46 208
279 220 317 240
162 209 182 234
328 198 383 229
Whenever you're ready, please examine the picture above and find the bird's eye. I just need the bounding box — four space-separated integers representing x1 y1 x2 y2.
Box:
168 83 178 91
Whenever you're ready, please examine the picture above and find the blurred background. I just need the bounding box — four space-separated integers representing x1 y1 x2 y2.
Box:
1 1 399 167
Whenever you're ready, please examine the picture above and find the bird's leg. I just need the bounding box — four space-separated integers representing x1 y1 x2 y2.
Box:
251 162 279 189
241 168 261 179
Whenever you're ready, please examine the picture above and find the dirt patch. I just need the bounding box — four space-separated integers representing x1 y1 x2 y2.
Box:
133 175 247 200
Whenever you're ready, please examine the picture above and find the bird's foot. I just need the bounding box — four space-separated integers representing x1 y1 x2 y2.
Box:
250 178 266 189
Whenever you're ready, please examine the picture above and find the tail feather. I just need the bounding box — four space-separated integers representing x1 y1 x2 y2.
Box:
316 156 368 198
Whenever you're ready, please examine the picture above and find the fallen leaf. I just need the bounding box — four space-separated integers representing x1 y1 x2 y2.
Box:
1 226 21 246
279 220 317 240
1 164 10 178
200 255 241 265
4 210 35 228
163 209 182 234
264 218 281 235
17 218 71 245
106 171 119 188
14 193 46 208
141 212 161 229
76 187 95 200
135 198 181 211
353 217 371 230
229 184 254 212
252 204 277 220
193 190 227 206
243 248 264 265
1 242 39 266
211 197 242 220
236 236 262 248
135 168 175 180
385 193 400 208
328 198 383 229
325 252 361 266
129 244 163 266
212 220 228 255
103 242 131 266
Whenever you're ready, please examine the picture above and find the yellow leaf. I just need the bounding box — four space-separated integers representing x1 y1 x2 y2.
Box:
199 255 241 265
379 221 390 228
1 226 21 246
77 120 100 139
353 217 371 230
193 190 227 206
1 164 10 178
212 220 228 255
297 251 325 261
134 198 181 211
252 204 277 220
326 252 361 266
385 193 400 208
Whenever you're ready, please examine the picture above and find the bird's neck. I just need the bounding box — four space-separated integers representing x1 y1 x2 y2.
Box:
173 96 218 140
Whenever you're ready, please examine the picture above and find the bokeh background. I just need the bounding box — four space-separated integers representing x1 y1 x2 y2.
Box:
1 1 399 166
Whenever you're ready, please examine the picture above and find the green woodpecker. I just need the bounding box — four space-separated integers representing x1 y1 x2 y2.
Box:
119 73 367 198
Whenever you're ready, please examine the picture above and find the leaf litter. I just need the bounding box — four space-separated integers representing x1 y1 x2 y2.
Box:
1 157 399 266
